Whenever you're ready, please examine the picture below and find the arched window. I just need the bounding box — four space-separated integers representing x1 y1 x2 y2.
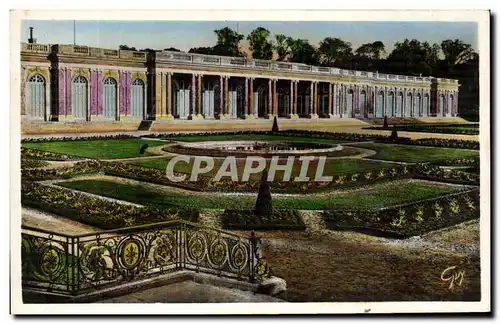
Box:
359 90 367 116
131 79 144 119
103 77 117 119
438 94 445 116
28 74 45 119
386 91 394 117
346 89 354 116
416 93 422 116
72 76 88 119
376 91 384 118
406 92 413 117
396 92 403 117
423 93 430 116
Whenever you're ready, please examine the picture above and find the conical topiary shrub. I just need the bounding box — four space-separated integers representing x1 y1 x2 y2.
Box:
390 125 399 141
255 170 272 217
272 116 279 132
383 115 389 129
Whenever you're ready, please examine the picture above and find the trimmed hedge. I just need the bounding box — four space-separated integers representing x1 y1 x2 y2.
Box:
147 130 479 149
21 160 478 193
21 147 90 161
21 159 49 169
365 124 479 135
21 181 199 229
378 137 479 150
222 209 306 231
323 189 480 238
413 163 479 185
21 134 138 143
429 156 479 167
21 161 101 181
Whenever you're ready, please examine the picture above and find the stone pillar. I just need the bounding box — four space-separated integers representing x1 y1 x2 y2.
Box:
267 79 272 118
315 82 319 115
197 74 203 117
219 75 224 118
244 77 249 118
144 77 148 120
310 81 318 118
249 78 255 118
189 73 196 119
45 68 51 122
166 72 172 118
273 79 278 116
328 82 333 118
160 72 167 118
294 81 298 116
224 76 229 117
288 80 294 118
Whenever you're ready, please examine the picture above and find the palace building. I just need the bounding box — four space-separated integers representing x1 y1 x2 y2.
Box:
21 42 460 123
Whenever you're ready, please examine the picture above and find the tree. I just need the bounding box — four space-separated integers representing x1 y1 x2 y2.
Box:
119 44 137 51
213 27 245 57
274 34 290 61
255 170 272 217
318 37 353 67
355 41 385 60
441 39 475 66
247 27 274 60
287 38 319 65
385 39 437 76
164 47 181 52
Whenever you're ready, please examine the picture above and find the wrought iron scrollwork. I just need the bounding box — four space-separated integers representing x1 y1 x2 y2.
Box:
22 220 256 296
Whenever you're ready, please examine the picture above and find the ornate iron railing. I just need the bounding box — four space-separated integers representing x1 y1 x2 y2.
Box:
22 220 257 296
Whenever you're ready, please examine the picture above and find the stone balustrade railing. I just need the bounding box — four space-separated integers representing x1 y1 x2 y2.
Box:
21 43 459 84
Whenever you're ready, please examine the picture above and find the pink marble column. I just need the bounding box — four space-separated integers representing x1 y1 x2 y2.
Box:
268 79 272 116
191 74 196 116
219 75 223 116
310 82 314 115
244 77 249 115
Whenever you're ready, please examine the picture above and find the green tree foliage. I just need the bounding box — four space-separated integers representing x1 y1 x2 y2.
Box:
274 34 290 61
213 27 245 57
318 37 353 67
288 38 320 66
247 27 274 60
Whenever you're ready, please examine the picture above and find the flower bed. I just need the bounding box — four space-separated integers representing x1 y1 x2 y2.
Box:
322 189 480 238
21 147 90 161
429 156 479 167
147 130 385 143
413 163 479 185
21 134 138 143
21 161 101 181
378 137 479 150
365 124 479 135
101 161 415 193
221 209 306 231
21 181 199 229
148 129 480 150
21 159 50 169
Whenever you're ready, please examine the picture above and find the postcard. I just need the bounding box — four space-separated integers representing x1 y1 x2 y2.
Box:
10 9 491 315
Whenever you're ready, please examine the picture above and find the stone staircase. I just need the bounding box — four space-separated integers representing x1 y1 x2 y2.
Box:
137 120 154 131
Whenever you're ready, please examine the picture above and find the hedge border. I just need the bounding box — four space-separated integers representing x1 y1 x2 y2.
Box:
322 189 480 238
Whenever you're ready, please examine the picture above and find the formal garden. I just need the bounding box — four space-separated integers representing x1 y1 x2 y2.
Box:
20 128 481 302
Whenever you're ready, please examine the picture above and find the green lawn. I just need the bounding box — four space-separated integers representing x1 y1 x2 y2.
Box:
58 179 460 211
161 134 346 144
129 157 397 180
349 143 479 163
22 139 168 159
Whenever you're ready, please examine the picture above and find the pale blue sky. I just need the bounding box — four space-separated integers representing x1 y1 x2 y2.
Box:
20 20 478 53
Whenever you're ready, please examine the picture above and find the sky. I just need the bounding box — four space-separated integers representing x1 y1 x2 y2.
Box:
20 20 478 54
